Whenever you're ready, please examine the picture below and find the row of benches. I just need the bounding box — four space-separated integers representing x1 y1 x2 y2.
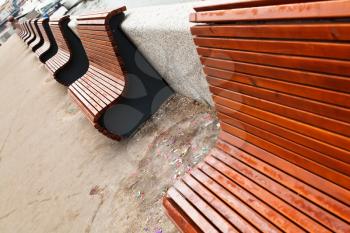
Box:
163 0 350 232
16 7 173 140
16 1 350 232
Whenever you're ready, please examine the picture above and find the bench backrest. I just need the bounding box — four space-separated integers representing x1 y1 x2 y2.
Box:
37 18 50 44
49 16 71 54
23 21 31 40
76 7 127 81
29 19 42 46
191 0 350 206
26 19 36 43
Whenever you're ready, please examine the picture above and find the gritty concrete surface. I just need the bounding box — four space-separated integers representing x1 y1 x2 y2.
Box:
120 2 214 105
68 1 214 105
0 35 219 233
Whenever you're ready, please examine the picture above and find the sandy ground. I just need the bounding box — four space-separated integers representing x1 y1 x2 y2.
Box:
0 35 219 233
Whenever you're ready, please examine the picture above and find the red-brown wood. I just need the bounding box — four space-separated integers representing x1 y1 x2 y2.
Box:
68 7 127 137
165 1 350 232
45 16 71 75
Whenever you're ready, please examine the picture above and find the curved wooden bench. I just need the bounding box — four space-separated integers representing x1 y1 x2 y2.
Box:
25 20 36 46
22 21 31 42
28 19 43 52
45 15 88 86
17 22 27 39
35 18 58 63
164 1 350 232
68 7 172 139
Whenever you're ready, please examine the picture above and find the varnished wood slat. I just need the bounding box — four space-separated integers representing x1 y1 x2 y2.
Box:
187 170 282 232
217 108 350 185
77 6 126 20
196 162 305 232
68 90 95 123
191 24 350 41
81 74 118 100
209 85 350 138
204 66 350 109
173 181 238 233
212 144 350 231
219 129 350 207
209 85 350 165
167 188 219 233
75 81 107 109
69 85 98 119
194 37 350 60
71 83 101 113
190 0 350 22
214 94 350 152
197 47 350 77
193 0 322 12
200 57 350 94
206 74 350 125
163 197 202 233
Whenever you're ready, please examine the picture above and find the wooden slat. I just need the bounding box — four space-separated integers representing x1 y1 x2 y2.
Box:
219 129 350 207
193 0 323 12
190 0 350 22
191 24 350 41
188 170 282 232
200 57 350 94
207 75 350 125
68 90 95 123
163 197 202 233
212 144 350 232
197 47 350 77
194 37 350 60
217 109 350 184
167 188 219 233
213 94 350 152
204 66 350 109
196 162 304 232
209 86 350 165
173 181 238 232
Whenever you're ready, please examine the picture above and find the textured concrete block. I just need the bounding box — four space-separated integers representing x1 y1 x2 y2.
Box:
120 2 214 105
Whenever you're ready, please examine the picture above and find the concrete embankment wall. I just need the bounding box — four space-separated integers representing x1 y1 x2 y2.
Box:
70 1 214 105
120 2 214 105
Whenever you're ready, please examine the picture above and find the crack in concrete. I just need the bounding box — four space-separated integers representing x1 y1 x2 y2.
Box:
0 209 16 221
27 197 52 206
85 195 105 233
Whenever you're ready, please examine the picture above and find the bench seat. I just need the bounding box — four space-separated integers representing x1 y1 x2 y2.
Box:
164 1 350 232
69 66 125 122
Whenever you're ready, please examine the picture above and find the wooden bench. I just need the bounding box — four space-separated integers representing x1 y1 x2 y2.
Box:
17 22 27 39
45 15 88 86
35 18 58 63
28 19 43 52
22 21 31 42
163 1 350 232
68 7 172 139
25 20 36 46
